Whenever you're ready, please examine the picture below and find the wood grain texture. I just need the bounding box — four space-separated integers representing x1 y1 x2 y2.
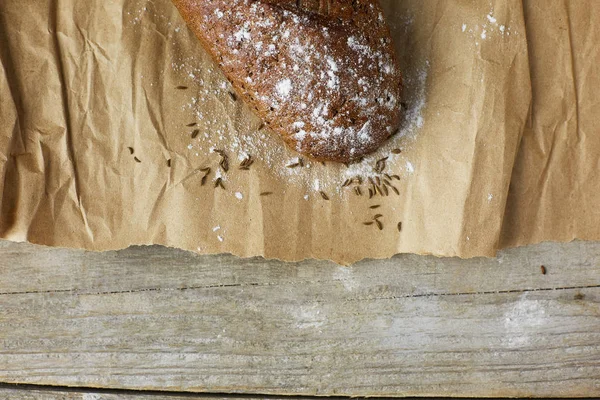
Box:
1 239 600 397
0 386 304 399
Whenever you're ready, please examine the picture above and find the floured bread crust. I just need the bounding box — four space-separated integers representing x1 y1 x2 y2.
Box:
173 0 403 162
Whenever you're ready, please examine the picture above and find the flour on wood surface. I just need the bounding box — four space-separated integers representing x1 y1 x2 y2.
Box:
502 294 548 348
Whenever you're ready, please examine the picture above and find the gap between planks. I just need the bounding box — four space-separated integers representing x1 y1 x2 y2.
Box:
0 383 441 399
1 283 599 299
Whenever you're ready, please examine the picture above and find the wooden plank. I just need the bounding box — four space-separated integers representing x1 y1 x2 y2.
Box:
1 240 600 397
0 386 309 399
2 239 600 296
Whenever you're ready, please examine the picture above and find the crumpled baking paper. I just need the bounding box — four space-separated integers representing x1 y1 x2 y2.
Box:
0 0 544 265
501 0 600 249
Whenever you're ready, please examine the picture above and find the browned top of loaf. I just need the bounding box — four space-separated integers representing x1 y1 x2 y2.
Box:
172 0 403 162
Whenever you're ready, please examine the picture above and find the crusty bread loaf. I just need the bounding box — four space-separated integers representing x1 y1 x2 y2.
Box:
172 0 403 162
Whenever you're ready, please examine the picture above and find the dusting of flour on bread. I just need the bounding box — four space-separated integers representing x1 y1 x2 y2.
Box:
127 1 428 196
171 0 404 162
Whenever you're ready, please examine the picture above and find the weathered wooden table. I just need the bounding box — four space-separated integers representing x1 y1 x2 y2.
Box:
1 239 599 398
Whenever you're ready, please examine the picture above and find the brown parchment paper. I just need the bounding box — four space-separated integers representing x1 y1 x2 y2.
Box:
0 0 531 265
501 0 600 249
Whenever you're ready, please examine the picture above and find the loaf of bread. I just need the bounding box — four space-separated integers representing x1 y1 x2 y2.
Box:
172 0 403 162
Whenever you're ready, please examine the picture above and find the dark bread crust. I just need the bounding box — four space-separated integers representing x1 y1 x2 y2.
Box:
172 0 403 162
